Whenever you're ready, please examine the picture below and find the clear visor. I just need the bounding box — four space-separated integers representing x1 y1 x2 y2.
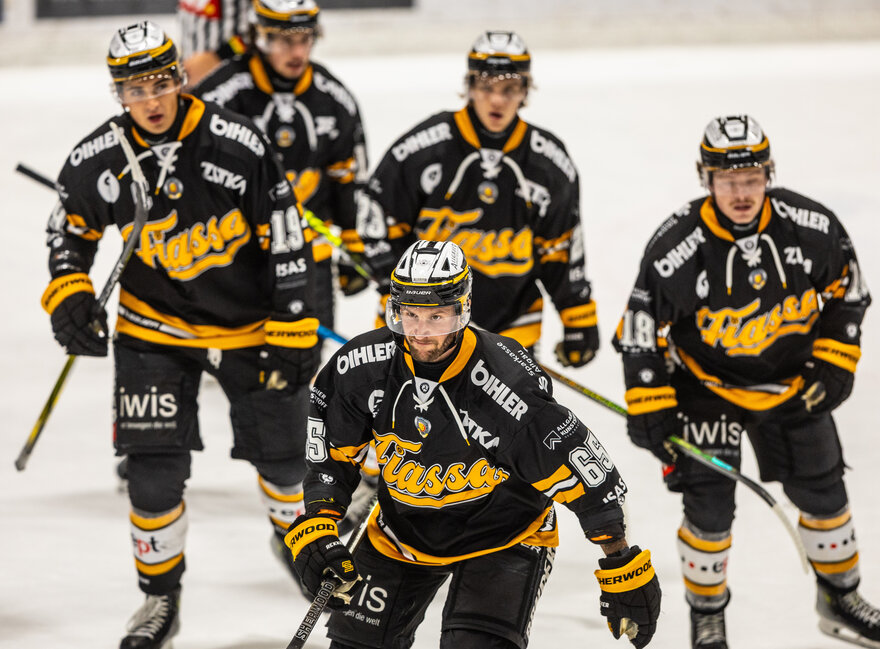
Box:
256 27 316 54
112 72 181 104
386 301 470 337
710 167 769 194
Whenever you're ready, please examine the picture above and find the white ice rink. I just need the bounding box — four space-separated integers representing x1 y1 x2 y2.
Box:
2 38 880 649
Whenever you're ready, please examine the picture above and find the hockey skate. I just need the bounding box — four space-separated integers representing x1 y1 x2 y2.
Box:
690 608 728 649
817 583 880 647
120 586 180 649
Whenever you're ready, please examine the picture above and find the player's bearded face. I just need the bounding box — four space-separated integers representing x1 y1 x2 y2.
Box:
119 75 181 135
469 76 526 133
710 167 768 224
264 30 315 80
402 305 460 363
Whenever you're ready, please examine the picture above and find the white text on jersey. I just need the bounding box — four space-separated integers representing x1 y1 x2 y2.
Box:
336 341 397 374
470 359 528 420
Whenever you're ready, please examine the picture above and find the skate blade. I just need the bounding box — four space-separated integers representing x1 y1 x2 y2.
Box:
819 618 880 648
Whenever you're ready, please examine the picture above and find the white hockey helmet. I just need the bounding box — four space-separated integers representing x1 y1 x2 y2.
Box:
386 241 472 337
697 115 774 189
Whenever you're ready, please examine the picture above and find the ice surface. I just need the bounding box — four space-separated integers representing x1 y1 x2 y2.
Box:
2 41 880 649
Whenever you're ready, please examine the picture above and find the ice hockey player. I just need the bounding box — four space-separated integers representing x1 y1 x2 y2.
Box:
178 0 250 87
284 240 661 649
356 31 599 368
613 114 879 648
42 21 319 648
193 0 370 339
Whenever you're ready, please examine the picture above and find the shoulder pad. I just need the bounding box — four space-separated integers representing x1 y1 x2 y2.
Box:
331 329 397 377
66 119 122 170
311 66 359 116
204 105 269 158
388 112 456 164
526 125 578 184
768 187 837 236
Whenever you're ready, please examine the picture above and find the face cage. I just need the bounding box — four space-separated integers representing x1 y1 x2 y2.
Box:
385 298 471 337
110 68 185 104
697 160 775 190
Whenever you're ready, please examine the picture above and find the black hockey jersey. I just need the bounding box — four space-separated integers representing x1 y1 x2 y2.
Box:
613 188 870 412
305 327 627 565
357 106 595 348
193 55 367 263
45 95 316 349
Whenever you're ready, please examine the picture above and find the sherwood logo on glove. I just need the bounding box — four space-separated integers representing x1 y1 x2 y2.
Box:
595 549 655 593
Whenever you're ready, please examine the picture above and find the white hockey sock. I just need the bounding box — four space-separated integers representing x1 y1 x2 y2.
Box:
799 507 860 591
678 518 731 611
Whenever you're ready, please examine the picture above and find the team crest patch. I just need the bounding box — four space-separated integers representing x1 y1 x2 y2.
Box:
748 268 767 290
478 181 498 204
275 126 295 148
163 177 183 199
414 416 431 438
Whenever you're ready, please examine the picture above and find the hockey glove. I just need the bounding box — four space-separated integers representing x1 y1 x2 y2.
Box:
555 324 600 368
338 262 369 297
595 546 661 649
285 509 361 607
627 407 678 465
802 358 855 415
42 273 108 357
262 317 321 389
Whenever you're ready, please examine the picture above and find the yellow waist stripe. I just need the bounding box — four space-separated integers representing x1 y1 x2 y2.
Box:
676 347 803 411
368 505 557 566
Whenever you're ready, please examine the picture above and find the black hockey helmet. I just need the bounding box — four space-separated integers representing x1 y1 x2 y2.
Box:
467 31 531 85
387 241 472 337
251 0 320 34
697 115 774 188
107 21 182 85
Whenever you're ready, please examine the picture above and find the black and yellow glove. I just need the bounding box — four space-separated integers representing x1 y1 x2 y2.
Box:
285 506 360 607
262 317 320 389
556 301 599 368
338 262 369 297
41 273 108 357
595 546 661 648
802 338 860 414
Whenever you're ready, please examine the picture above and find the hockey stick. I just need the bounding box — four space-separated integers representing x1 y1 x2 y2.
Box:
539 365 627 417
541 367 810 572
302 209 373 281
14 127 151 471
285 495 379 649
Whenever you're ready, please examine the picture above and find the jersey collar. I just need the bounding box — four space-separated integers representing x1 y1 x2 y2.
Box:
699 195 772 242
403 327 477 382
453 106 528 153
249 55 313 96
130 94 206 148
